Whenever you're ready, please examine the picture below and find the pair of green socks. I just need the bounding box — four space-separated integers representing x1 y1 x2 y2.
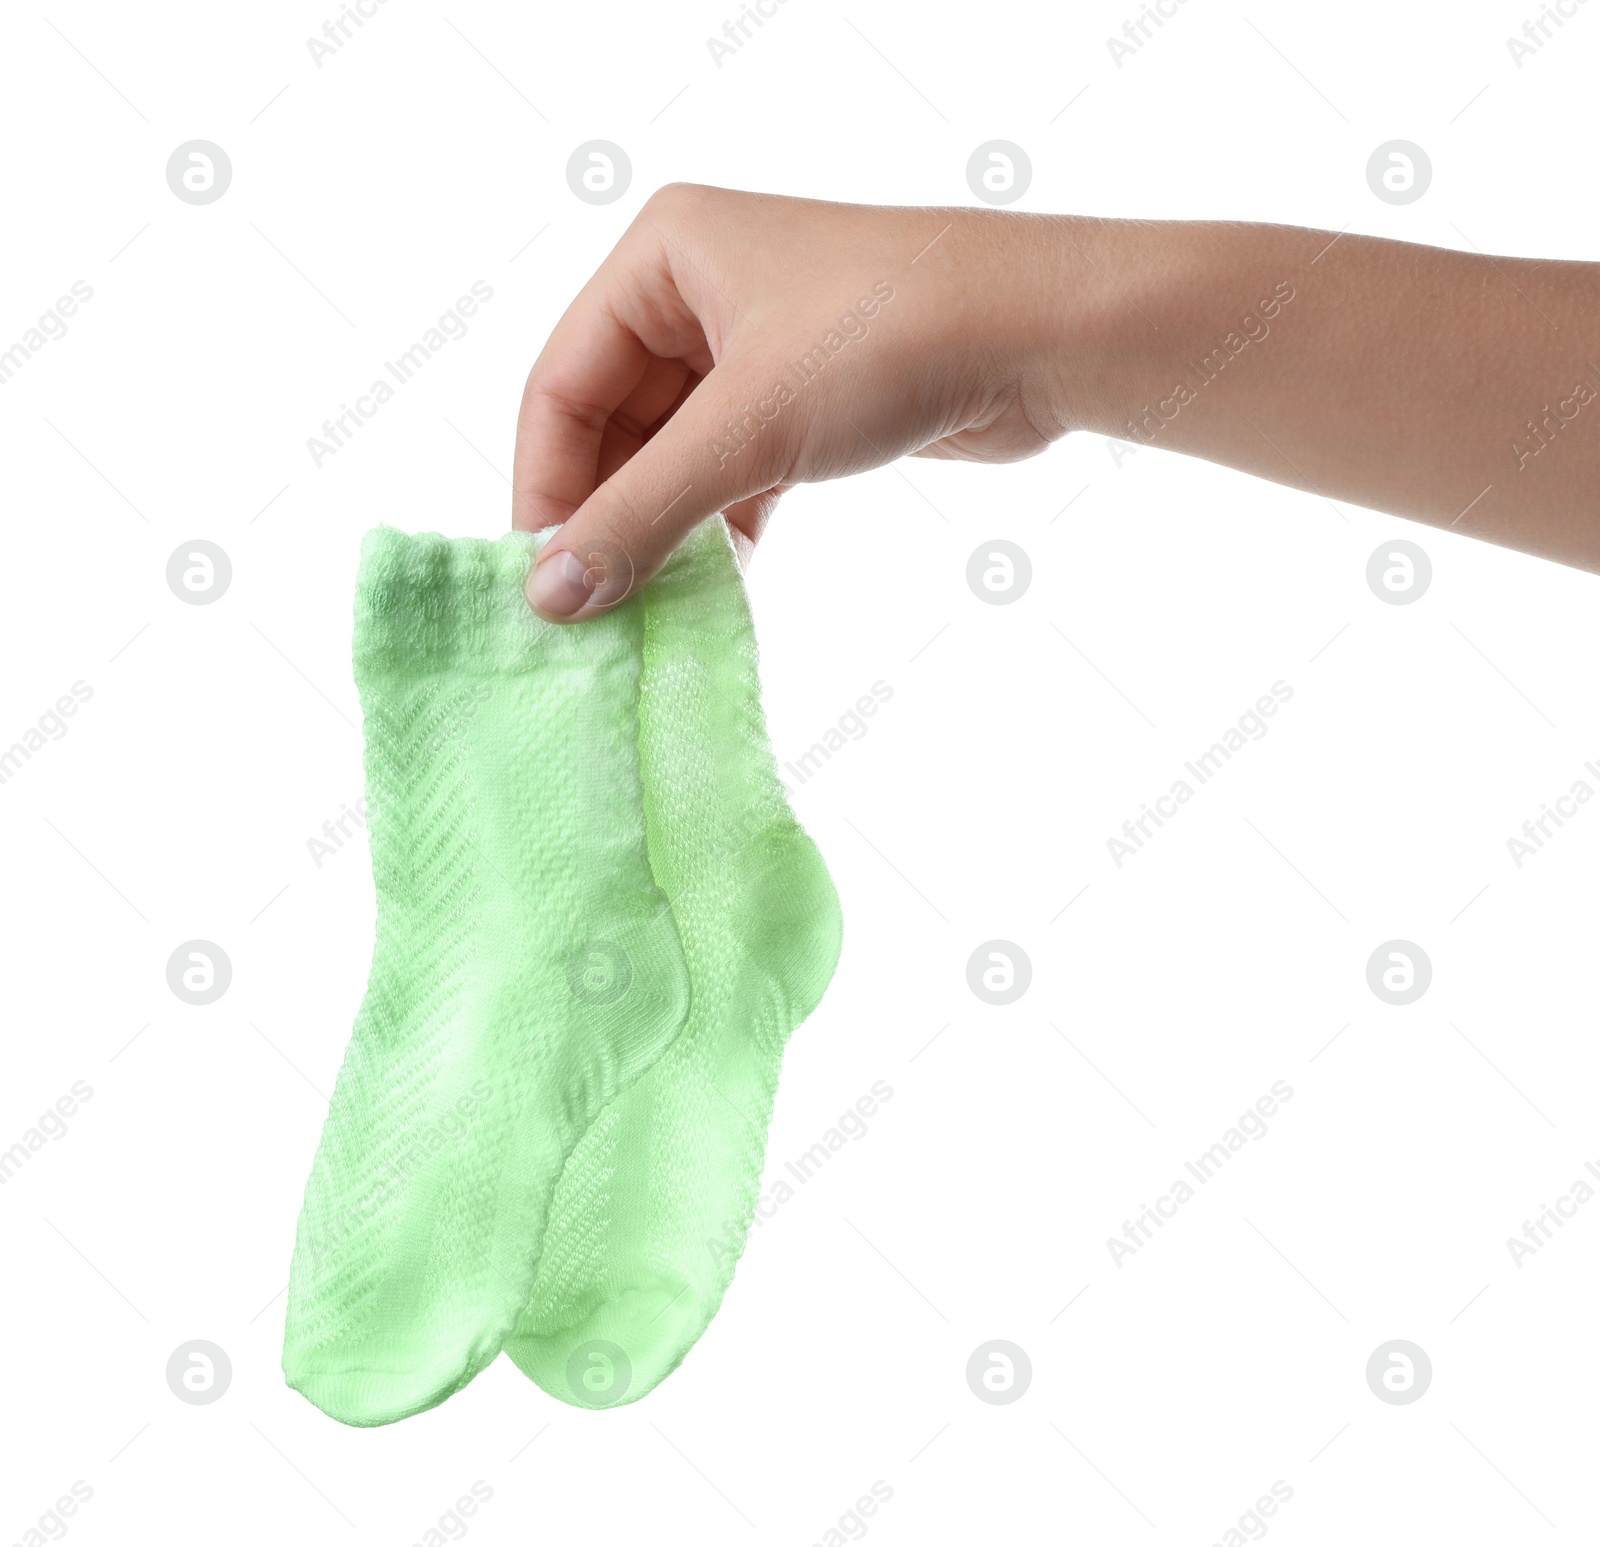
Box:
282 519 841 1426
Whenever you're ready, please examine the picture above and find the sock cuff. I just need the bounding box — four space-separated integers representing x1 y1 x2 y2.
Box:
653 515 741 602
354 525 559 674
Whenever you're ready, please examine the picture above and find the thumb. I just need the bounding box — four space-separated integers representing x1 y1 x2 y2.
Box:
524 366 786 622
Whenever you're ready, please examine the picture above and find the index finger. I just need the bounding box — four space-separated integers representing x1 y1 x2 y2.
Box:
511 227 712 533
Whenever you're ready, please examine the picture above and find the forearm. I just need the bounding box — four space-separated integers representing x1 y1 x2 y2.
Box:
513 188 1600 615
1024 217 1600 570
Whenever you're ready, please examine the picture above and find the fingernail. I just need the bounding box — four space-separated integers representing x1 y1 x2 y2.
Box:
527 548 595 619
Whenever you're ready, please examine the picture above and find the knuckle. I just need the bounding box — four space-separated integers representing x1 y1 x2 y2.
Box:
640 181 721 224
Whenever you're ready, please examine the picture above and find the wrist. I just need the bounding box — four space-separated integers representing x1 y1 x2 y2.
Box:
1018 218 1325 448
1015 215 1183 442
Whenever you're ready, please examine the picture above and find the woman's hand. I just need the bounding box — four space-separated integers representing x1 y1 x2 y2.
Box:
512 185 1075 619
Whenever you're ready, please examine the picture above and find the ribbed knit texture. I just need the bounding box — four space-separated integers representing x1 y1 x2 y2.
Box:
505 519 843 1408
282 526 691 1427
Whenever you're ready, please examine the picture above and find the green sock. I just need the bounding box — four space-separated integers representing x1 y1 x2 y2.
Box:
505 518 843 1409
282 527 691 1427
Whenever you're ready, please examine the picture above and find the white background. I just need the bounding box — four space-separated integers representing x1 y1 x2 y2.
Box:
3 0 1598 1542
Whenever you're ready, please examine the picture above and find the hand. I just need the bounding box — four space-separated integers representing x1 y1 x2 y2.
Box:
512 184 1069 620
